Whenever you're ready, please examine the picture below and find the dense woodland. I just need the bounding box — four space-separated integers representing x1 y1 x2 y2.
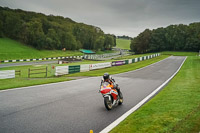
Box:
130 23 200 53
0 7 116 50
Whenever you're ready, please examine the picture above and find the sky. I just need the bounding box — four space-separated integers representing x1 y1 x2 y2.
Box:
1 0 200 37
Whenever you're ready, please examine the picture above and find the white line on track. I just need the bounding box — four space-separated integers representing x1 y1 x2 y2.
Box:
100 56 187 133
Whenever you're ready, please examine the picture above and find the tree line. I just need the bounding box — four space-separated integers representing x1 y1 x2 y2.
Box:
117 35 132 40
0 7 116 50
130 23 200 53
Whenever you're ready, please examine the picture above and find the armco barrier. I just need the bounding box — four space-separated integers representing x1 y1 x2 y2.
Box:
128 59 132 64
90 62 112 70
112 61 125 66
69 65 80 74
0 70 15 79
135 58 138 62
132 58 135 63
80 64 90 72
55 66 69 76
125 60 129 64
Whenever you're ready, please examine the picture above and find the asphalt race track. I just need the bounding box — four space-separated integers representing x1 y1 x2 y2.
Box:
0 56 186 133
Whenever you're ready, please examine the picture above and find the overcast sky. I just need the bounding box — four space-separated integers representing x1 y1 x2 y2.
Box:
1 0 200 37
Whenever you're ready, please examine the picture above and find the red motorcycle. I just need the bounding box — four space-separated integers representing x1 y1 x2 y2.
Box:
100 82 123 110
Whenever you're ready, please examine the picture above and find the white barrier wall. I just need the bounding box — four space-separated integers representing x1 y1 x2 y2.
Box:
128 59 132 64
90 62 112 70
0 70 15 79
80 64 90 72
83 52 120 60
55 66 69 76
135 58 138 62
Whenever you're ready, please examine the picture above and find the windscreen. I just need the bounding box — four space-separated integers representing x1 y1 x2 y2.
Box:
101 82 110 87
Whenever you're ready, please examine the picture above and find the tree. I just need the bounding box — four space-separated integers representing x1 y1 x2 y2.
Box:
150 28 166 52
130 22 200 53
46 28 60 49
185 23 200 51
104 34 114 50
95 36 105 51
130 29 151 53
25 19 46 49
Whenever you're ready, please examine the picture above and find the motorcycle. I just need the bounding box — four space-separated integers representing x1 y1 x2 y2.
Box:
99 82 123 110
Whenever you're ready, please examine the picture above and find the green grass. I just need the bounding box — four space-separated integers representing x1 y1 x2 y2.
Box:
0 55 168 90
116 38 131 50
0 38 83 60
162 51 198 56
110 55 200 133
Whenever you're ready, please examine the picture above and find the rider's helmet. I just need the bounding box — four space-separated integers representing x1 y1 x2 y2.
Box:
103 73 109 81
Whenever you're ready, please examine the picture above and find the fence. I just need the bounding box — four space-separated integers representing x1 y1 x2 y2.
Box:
83 52 120 60
28 67 48 78
15 70 21 77
55 53 161 76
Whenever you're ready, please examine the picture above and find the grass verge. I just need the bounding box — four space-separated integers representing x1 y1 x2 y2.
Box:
161 51 198 56
110 56 200 133
116 38 131 50
0 55 168 90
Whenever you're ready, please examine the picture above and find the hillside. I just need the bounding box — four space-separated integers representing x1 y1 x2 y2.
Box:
0 38 83 60
0 6 116 51
116 38 131 50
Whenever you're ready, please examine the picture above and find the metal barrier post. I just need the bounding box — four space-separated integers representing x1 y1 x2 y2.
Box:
28 68 30 78
46 66 48 77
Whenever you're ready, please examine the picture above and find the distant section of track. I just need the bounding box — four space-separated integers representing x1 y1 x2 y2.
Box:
0 56 186 133
0 60 58 68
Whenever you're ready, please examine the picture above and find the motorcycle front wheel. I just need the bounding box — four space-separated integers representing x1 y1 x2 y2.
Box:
104 97 112 110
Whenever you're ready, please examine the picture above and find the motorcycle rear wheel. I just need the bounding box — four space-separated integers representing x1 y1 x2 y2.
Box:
118 92 123 105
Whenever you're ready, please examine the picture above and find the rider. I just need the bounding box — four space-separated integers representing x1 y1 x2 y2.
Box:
101 73 121 95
